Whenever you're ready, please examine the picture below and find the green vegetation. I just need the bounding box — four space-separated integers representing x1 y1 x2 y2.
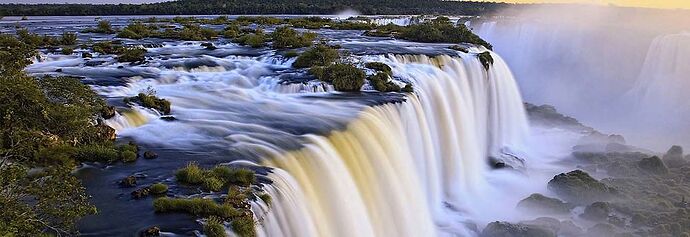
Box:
368 72 400 92
61 46 74 55
0 33 123 236
270 26 317 49
292 44 340 68
204 216 228 237
311 63 365 92
398 17 492 50
116 48 147 63
83 20 115 34
365 62 392 75
153 197 239 218
92 41 123 54
117 22 158 39
231 216 256 237
123 89 171 115
477 52 494 70
234 29 268 48
149 183 168 194
175 162 256 190
16 28 79 48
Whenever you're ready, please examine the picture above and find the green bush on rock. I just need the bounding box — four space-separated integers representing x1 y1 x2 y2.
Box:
270 26 317 49
477 52 494 70
176 163 257 190
149 183 168 195
292 44 340 68
153 197 239 218
365 62 392 75
231 216 256 237
124 92 171 115
204 216 228 237
311 63 365 92
116 48 146 63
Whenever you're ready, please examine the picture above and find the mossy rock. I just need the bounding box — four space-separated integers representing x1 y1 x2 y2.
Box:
292 44 339 68
517 193 573 214
478 52 494 70
481 221 556 237
364 62 392 75
580 202 611 221
547 170 615 204
149 183 168 195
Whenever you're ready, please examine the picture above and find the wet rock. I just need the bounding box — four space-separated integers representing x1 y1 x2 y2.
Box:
587 223 616 237
663 145 685 167
95 124 116 140
517 193 573 214
638 156 668 174
84 60 105 67
547 170 615 204
131 187 151 199
101 106 116 119
160 115 176 121
55 68 63 72
559 220 584 237
140 226 160 237
481 221 556 237
120 175 137 187
519 217 561 233
144 151 158 159
201 42 217 50
580 202 611 221
82 52 93 58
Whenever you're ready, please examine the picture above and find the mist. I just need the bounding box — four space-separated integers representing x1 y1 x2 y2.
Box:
475 5 690 151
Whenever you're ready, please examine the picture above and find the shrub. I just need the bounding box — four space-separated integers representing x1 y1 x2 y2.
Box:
368 72 400 92
231 216 256 237
402 83 414 93
120 150 137 163
60 32 78 45
61 47 74 55
117 22 157 39
178 25 218 41
397 17 492 50
292 44 340 68
270 26 316 49
205 216 228 237
74 144 119 162
281 50 299 58
312 64 365 92
117 48 146 63
153 197 238 218
222 24 240 39
258 193 271 206
92 41 122 54
211 166 256 187
149 183 168 194
84 20 114 34
176 162 205 184
234 30 267 48
365 62 392 75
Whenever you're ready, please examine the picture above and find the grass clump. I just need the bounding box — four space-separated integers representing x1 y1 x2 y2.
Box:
83 20 115 34
176 162 206 184
231 216 256 237
153 197 238 218
270 26 317 49
177 163 256 190
368 72 400 92
149 183 168 195
311 63 365 92
204 216 228 237
234 29 268 48
116 48 146 63
124 89 171 115
292 44 340 68
120 150 137 163
74 144 119 162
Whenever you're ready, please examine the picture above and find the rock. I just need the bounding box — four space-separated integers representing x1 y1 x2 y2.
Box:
201 42 217 50
547 170 615 204
580 202 611 221
608 134 626 144
519 217 561 233
517 193 573 214
95 124 116 140
84 60 105 67
144 151 158 159
82 52 93 58
120 175 137 187
55 68 63 72
586 223 616 237
131 187 151 199
160 115 176 121
481 221 556 237
638 156 668 174
140 226 160 237
558 221 584 237
101 106 116 119
663 145 685 167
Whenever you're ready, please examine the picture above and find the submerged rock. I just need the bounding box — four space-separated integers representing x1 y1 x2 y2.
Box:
120 175 137 187
140 226 160 237
144 151 158 159
481 221 555 237
547 170 615 204
517 193 572 214
638 156 668 174
580 202 611 221
131 187 151 199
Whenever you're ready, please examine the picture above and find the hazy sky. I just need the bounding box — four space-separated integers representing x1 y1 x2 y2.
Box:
3 0 690 10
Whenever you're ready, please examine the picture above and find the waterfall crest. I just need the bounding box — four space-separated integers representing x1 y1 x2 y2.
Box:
257 53 529 237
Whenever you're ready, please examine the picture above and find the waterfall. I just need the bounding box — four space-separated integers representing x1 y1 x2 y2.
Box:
257 53 529 237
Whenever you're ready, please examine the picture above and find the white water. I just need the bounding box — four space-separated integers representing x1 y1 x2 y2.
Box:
258 53 529 237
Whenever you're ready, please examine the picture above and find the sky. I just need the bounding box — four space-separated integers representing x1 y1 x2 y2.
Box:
3 0 690 9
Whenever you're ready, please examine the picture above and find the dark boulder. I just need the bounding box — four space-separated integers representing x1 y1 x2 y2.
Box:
140 226 160 237
131 187 151 199
547 170 615 204
516 193 573 214
481 221 555 237
518 217 561 234
160 115 176 121
95 124 117 140
144 151 158 159
638 156 668 174
580 202 611 221
663 145 685 167
101 106 116 119
120 175 137 187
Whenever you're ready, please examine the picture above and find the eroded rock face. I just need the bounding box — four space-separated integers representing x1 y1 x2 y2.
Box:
638 156 669 174
481 221 556 237
547 170 615 204
517 193 573 215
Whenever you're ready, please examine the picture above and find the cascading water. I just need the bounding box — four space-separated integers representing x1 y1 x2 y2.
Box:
258 53 529 237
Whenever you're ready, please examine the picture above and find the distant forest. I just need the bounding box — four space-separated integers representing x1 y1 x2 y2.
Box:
0 0 516 16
